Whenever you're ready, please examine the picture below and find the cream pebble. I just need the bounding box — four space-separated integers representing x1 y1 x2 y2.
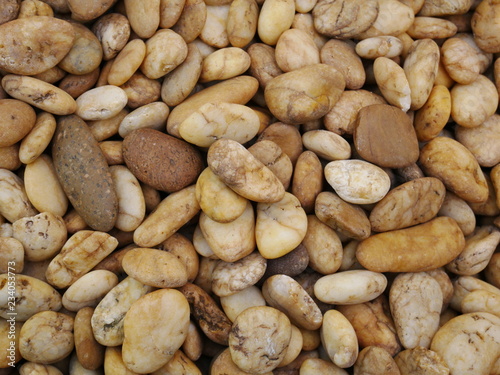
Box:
75 85 128 121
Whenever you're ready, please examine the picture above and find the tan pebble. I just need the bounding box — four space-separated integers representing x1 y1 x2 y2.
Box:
321 309 358 368
0 16 74 75
257 122 303 165
471 0 500 53
247 43 283 88
337 296 401 356
122 289 190 373
0 99 36 148
456 114 500 168
0 274 62 321
394 346 449 375
437 190 476 236
291 151 323 213
256 192 308 259
356 36 403 59
122 128 204 193
0 143 20 171
74 307 105 371
312 0 378 39
414 84 451 142
320 39 365 90
315 191 371 240
122 247 188 288
299 358 348 375
0 237 24 273
151 350 201 375
211 347 273 375
99 140 123 165
248 140 293 190
354 103 419 168
199 201 255 262
369 177 446 232
212 252 267 297
0 318 22 368
171 0 207 43
124 0 160 39
302 130 351 161
19 363 64 375
275 28 320 72
58 22 103 75
199 4 230 48
158 232 200 282
141 28 188 80
460 289 500 318
419 136 488 203
62 270 118 312
107 39 147 86
227 0 258 48
91 276 153 346
485 253 500 289
45 230 118 289
160 0 186 28
19 311 74 364
2 74 76 115
407 16 457 39
354 346 400 375
264 64 345 125
315 270 387 305
373 56 411 112
0 169 37 223
133 185 200 248
59 68 101 100
257 0 294 45
87 109 128 142
357 217 465 272
67 0 114 21
441 36 481 85
24 155 69 218
182 321 203 362
229 306 291 373
324 159 391 205
262 274 323 330
449 275 500 312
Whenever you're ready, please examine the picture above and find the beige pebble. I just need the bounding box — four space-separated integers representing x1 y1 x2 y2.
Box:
107 39 147 86
18 363 63 375
133 185 200 248
24 155 68 218
160 0 186 28
0 273 61 321
449 275 500 312
62 270 119 312
275 28 320 72
257 122 303 165
315 191 371 240
151 350 201 375
437 190 476 236
320 39 365 90
141 28 188 80
358 0 414 38
324 159 391 204
0 318 22 367
199 4 230 48
211 347 273 375
120 71 161 109
291 151 323 213
441 36 481 85
0 98 36 148
256 192 308 259
2 74 77 115
122 289 190 373
302 215 342 275
19 311 74 364
315 270 387 305
257 0 294 45
171 0 207 43
12 211 67 262
356 36 403 59
354 346 400 375
91 276 153 346
19 112 56 165
390 272 443 349
407 16 457 39
75 85 128 121
45 230 118 289
264 64 345 125
262 274 323 330
247 43 283 88
302 130 351 161
220 285 266 322
109 165 145 232
460 289 500 318
431 312 500 375
413 84 451 142
300 358 349 375
419 136 488 203
179 102 260 147
0 168 38 223
88 109 128 142
212 252 266 297
471 0 500 53
369 177 446 232
229 306 292 373
199 200 255 262
182 321 203 362
158 233 200 282
321 309 358 368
